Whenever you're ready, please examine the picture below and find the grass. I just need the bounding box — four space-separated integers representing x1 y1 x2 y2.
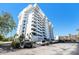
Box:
0 41 4 45
0 41 12 46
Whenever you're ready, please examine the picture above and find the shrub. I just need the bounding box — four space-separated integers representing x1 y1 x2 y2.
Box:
11 37 21 48
0 34 4 41
11 40 20 48
2 38 9 42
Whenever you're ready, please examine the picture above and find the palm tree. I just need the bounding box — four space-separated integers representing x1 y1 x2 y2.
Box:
76 29 79 35
68 34 72 41
0 11 16 36
76 29 79 40
19 34 25 48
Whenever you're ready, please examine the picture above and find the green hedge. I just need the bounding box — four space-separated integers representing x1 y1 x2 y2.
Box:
0 34 13 41
0 34 4 41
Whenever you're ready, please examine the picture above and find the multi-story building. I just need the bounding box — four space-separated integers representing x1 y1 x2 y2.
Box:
59 35 79 42
17 3 54 42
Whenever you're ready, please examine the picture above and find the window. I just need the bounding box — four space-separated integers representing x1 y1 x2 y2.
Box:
31 24 36 27
43 32 45 33
23 27 25 29
34 9 39 13
37 34 42 37
22 30 24 32
31 28 36 31
32 21 36 24
38 27 41 31
32 32 37 35
24 17 27 19
23 20 26 22
23 23 25 25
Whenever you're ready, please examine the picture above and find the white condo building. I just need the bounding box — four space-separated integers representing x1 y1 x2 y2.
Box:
17 4 54 42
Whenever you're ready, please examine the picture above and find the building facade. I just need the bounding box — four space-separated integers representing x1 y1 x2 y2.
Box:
59 35 79 42
17 4 54 42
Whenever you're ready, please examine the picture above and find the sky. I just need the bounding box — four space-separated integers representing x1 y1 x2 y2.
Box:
0 3 79 37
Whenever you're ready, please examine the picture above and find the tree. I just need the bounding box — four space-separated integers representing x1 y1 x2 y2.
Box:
0 11 16 36
14 34 18 38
